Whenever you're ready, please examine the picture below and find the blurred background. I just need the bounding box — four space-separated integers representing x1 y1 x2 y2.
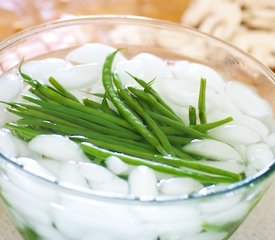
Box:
0 0 274 70
0 0 189 39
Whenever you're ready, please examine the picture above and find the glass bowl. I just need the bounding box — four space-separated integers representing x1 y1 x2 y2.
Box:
0 15 275 240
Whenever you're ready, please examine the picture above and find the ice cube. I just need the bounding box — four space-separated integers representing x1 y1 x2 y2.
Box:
21 58 71 82
209 123 261 145
170 61 225 92
0 128 18 158
246 143 274 171
50 63 101 90
132 53 173 81
105 156 131 175
183 139 243 162
59 161 89 188
28 134 88 162
79 161 114 184
91 176 129 194
224 81 272 120
66 43 126 65
158 177 203 195
128 166 158 196
0 73 22 101
115 59 145 87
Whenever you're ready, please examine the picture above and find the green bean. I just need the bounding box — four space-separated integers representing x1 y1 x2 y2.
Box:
29 87 49 102
83 98 102 109
19 63 38 87
189 105 197 125
83 97 119 117
172 147 195 160
81 142 240 183
142 152 241 180
159 126 182 135
160 126 193 136
92 93 105 98
6 123 41 139
48 77 80 103
78 138 241 181
192 117 233 132
198 78 207 124
170 147 197 161
74 136 195 163
73 137 156 155
102 50 166 155
71 135 155 152
167 135 192 145
161 117 233 134
101 95 118 116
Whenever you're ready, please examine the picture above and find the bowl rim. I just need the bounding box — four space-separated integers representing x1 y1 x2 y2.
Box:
0 15 275 203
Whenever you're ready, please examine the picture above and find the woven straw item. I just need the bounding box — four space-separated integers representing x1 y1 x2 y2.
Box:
182 0 275 70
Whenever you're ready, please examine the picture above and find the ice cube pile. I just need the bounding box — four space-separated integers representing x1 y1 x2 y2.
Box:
0 43 274 240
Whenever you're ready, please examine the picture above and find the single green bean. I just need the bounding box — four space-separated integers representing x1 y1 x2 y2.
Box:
78 137 241 181
142 152 241 180
189 105 197 125
83 98 120 117
71 135 155 153
19 63 38 87
160 126 188 135
198 78 207 124
167 135 192 145
83 98 102 109
192 117 233 132
101 95 117 116
161 117 233 134
92 93 105 98
73 137 156 155
29 87 49 102
172 147 195 160
81 142 239 183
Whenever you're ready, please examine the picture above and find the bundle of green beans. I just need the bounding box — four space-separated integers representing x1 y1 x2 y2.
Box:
3 50 242 184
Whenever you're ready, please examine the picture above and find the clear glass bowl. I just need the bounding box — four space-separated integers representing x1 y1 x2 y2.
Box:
0 15 275 240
